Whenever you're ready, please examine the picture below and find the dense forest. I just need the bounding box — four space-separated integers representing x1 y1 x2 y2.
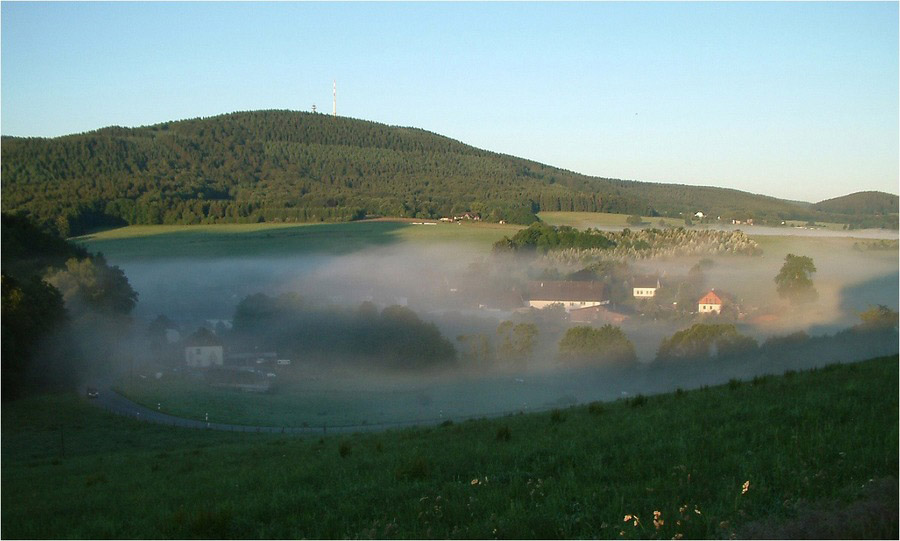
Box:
2 110 896 236
812 191 899 221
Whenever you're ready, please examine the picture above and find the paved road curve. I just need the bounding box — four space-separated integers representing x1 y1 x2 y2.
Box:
88 386 472 436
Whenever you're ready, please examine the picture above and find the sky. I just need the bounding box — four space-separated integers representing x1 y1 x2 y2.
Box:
2 2 898 203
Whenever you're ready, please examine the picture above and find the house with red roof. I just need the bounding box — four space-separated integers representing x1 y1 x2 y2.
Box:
698 290 723 314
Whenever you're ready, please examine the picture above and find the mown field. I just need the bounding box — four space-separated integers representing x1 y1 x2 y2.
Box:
2 356 897 539
75 219 520 259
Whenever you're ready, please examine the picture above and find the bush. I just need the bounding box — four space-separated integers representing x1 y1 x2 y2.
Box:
587 401 604 415
629 394 647 408
496 425 511 441
558 325 637 365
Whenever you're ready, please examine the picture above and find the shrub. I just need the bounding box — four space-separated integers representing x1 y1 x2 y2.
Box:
550 409 565 424
629 394 647 408
587 401 604 415
496 425 511 441
558 325 637 365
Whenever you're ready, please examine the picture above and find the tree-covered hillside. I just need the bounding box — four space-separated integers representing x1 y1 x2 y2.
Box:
2 110 895 236
813 191 898 219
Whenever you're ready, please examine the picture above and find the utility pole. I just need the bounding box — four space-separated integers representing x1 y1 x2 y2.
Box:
333 80 337 117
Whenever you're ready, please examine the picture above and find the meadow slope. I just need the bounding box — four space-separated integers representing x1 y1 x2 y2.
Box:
2 356 897 539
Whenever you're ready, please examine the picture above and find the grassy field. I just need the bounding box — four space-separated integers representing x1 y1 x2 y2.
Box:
2 356 897 539
75 220 521 260
538 211 685 229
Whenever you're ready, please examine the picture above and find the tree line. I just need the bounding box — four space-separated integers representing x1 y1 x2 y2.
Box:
1 214 138 399
5 110 891 238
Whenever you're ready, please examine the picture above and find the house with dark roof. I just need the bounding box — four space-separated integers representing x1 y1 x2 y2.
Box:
632 275 662 298
527 281 609 312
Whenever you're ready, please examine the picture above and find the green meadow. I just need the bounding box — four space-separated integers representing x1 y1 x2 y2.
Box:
538 211 685 229
2 356 897 539
75 220 520 259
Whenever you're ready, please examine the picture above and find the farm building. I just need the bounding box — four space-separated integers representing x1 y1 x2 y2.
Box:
569 305 628 324
632 275 661 298
527 281 609 312
698 290 723 314
184 328 224 368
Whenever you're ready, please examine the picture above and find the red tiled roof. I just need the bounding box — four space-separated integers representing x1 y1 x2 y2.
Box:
698 291 723 305
528 281 608 302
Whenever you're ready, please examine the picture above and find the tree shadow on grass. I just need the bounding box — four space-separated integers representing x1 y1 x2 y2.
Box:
76 221 412 260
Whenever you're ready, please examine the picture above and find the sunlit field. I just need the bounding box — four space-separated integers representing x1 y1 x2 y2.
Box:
538 211 685 229
76 219 520 259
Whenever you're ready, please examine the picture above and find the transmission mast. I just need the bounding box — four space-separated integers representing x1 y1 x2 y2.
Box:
332 80 337 117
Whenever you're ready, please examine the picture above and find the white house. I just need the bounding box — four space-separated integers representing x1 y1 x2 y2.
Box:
698 290 723 314
184 328 224 368
632 276 661 298
527 281 609 312
185 345 224 368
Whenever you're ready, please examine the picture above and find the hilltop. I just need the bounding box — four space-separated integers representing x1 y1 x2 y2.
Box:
813 191 899 220
2 110 896 236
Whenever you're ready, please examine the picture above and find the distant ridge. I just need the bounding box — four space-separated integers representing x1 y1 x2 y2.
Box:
2 110 896 236
813 191 898 217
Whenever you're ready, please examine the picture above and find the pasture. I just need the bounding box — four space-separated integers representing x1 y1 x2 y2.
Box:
2 356 897 539
76 219 519 259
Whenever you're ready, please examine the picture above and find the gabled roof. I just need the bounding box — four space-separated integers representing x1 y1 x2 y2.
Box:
184 328 222 348
698 290 723 305
632 275 661 289
528 281 608 302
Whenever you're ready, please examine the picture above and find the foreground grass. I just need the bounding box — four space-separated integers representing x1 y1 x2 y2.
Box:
3 356 897 539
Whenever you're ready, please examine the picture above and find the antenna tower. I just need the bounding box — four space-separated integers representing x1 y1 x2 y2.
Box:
332 80 337 117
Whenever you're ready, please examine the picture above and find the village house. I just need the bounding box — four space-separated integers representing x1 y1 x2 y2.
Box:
698 290 723 314
632 275 661 298
527 281 609 312
184 328 224 368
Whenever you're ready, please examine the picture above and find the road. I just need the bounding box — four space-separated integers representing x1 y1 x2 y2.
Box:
88 386 457 435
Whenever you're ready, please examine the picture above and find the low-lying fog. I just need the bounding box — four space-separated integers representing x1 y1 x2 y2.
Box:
88 228 898 425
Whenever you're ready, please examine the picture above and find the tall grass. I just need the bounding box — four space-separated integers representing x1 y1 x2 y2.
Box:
3 356 897 539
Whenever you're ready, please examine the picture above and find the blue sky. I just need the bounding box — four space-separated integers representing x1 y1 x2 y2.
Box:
2 2 897 202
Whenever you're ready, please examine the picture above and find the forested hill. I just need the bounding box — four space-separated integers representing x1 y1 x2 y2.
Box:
813 191 899 218
2 110 895 236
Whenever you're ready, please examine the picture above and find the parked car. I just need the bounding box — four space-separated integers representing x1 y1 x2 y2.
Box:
86 387 99 399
